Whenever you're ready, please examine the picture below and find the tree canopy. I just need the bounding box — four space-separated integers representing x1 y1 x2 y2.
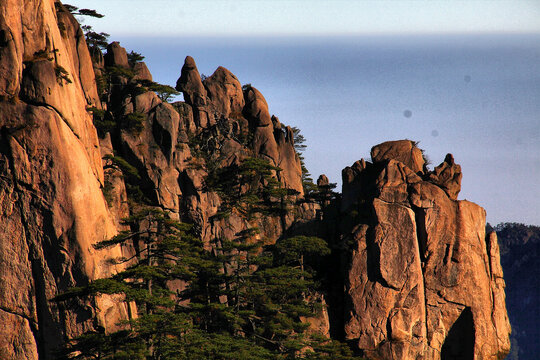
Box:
57 155 363 359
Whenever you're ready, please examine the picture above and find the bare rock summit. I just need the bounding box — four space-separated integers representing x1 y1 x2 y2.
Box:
341 140 510 359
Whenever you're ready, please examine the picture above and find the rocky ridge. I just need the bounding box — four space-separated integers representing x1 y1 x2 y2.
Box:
340 140 510 359
0 1 511 359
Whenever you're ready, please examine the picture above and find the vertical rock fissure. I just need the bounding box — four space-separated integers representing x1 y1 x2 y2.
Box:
485 233 493 278
411 204 429 354
411 205 428 265
1 131 47 359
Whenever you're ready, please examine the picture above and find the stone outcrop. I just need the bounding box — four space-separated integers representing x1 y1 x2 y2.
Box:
0 1 129 358
428 153 462 200
98 50 305 249
371 140 425 174
104 41 129 68
341 140 511 359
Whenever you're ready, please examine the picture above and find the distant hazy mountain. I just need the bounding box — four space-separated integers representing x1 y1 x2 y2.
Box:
495 223 540 359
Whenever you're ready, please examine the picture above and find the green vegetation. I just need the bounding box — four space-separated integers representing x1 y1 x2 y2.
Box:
103 154 141 183
52 11 362 355
122 112 145 135
87 107 115 136
128 51 145 66
206 157 298 221
83 26 110 53
61 4 104 19
58 154 363 359
55 65 72 85
32 49 54 62
58 4 109 54
138 79 180 102
291 127 317 196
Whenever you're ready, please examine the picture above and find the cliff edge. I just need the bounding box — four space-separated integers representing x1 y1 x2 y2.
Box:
340 140 510 359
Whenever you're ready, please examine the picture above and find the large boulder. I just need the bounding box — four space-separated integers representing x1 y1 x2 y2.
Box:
203 66 244 117
104 41 129 68
371 140 425 174
176 56 209 128
342 141 511 359
176 56 207 107
133 61 153 81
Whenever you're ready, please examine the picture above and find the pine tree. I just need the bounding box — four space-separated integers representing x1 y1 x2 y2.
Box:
291 127 317 196
58 157 364 359
56 208 205 359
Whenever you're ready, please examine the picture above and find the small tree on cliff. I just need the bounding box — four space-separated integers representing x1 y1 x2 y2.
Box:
58 155 363 359
56 208 207 359
59 4 109 54
291 127 317 195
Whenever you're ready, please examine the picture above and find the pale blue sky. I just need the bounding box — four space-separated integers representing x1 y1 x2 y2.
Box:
65 1 540 225
69 0 540 36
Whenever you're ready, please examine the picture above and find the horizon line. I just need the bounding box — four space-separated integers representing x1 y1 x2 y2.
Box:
113 30 540 39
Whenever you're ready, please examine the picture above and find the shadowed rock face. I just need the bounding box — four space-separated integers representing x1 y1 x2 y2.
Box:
341 141 510 359
104 41 129 68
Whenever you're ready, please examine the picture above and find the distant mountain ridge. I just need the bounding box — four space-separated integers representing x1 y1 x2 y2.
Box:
495 223 540 360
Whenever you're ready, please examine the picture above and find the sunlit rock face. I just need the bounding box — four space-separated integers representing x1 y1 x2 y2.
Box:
341 140 510 359
0 1 128 358
0 1 306 355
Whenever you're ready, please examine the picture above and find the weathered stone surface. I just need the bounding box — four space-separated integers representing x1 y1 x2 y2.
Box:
243 85 272 127
176 56 209 128
375 159 422 204
0 310 38 360
344 202 426 359
99 133 130 230
342 141 511 359
486 231 512 356
317 174 329 187
133 61 153 81
203 66 244 117
302 294 331 339
104 41 129 68
275 125 303 194
371 140 425 174
0 1 510 358
120 103 183 215
0 1 129 358
176 56 207 107
242 85 303 194
56 4 101 106
428 153 462 200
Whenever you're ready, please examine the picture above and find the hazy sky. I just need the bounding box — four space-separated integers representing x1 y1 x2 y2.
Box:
67 1 540 225
69 0 540 36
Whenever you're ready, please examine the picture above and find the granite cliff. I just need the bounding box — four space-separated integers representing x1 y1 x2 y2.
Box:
339 141 510 359
0 1 511 358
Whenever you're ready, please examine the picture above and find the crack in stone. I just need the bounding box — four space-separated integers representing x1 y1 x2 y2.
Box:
20 98 80 140
0 306 36 324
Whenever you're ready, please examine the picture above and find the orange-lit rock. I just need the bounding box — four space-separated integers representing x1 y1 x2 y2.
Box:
342 141 511 359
